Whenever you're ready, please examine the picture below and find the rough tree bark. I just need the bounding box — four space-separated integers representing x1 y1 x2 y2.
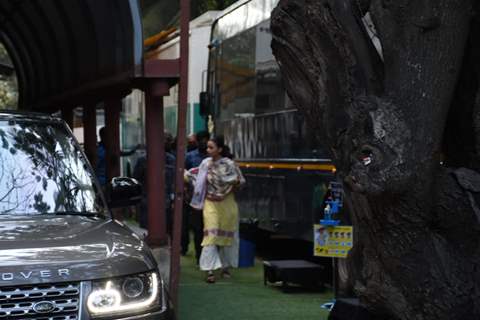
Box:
271 0 480 319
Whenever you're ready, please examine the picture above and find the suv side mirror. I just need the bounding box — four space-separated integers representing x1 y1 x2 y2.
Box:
199 91 210 117
108 177 143 208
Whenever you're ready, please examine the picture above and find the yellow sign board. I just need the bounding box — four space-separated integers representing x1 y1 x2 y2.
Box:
314 224 353 258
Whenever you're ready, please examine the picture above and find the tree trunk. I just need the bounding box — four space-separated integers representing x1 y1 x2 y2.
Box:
271 0 480 319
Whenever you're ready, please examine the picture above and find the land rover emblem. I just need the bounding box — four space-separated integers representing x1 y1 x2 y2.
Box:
33 301 56 313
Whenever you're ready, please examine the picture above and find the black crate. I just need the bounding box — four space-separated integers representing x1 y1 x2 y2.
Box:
263 259 325 291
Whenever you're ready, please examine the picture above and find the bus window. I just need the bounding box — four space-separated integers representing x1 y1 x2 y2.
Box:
255 20 286 113
217 27 256 122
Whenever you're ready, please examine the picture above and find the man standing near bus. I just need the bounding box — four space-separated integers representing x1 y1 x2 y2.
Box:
187 133 198 152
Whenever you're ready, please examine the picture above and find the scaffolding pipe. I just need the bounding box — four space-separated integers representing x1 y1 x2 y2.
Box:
145 81 169 245
83 104 97 168
170 0 190 308
104 98 121 180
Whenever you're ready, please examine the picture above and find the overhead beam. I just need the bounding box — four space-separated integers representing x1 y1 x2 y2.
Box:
144 59 180 78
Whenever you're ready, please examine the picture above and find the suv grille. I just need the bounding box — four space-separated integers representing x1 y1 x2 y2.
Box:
0 283 80 320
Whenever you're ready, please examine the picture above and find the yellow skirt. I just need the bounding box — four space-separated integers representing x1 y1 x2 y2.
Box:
202 193 238 247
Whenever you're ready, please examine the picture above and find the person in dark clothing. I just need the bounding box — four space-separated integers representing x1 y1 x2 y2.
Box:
187 134 198 152
132 156 147 228
133 132 176 232
185 131 210 170
164 133 176 235
182 131 210 262
96 126 139 187
96 127 107 186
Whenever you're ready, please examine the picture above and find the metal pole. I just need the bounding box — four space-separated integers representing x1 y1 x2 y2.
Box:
333 258 338 298
105 98 121 180
170 0 190 307
83 104 97 168
145 82 168 246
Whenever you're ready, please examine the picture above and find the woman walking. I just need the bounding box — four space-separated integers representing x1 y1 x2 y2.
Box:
188 136 245 283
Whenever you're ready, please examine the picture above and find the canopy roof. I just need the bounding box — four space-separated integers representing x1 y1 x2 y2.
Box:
0 0 143 110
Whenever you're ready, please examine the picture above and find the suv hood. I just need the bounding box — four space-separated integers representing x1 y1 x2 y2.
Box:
0 216 157 286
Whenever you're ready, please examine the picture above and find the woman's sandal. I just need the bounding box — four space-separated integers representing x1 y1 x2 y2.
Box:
206 272 216 284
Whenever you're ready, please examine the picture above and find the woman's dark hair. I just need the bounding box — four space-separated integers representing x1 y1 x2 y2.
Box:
210 136 234 159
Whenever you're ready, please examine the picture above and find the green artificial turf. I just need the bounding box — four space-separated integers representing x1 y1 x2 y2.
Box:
178 251 333 320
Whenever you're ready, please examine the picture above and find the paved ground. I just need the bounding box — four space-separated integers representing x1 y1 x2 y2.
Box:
178 251 333 320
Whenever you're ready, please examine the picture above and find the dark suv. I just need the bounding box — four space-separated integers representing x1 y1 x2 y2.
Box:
0 112 172 319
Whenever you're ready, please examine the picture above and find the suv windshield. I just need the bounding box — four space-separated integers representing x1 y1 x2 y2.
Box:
0 119 106 215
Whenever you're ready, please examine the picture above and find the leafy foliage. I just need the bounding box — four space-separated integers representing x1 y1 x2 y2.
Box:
0 43 18 109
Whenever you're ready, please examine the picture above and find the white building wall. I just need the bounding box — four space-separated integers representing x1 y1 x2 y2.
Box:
154 11 218 135
188 23 213 105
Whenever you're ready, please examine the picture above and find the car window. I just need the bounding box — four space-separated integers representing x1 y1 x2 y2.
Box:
0 120 106 215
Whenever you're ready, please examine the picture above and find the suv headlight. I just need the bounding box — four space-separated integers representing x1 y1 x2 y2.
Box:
87 271 161 317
